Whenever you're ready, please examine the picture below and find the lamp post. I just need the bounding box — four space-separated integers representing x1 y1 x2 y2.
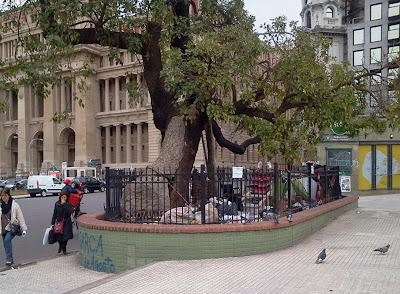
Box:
28 138 44 174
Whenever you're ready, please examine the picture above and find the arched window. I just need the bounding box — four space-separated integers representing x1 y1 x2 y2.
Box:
326 7 334 18
306 11 312 28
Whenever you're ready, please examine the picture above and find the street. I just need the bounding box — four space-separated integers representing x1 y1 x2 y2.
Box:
0 191 106 265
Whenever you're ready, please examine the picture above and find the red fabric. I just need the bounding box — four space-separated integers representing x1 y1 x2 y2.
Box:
64 179 71 184
68 192 82 207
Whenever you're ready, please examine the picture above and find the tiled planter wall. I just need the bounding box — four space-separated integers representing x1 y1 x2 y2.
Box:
78 196 358 273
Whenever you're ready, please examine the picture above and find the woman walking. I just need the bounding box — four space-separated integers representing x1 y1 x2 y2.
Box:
0 187 27 266
51 190 73 255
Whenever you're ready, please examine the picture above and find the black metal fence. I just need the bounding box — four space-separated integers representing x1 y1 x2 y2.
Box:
105 163 342 225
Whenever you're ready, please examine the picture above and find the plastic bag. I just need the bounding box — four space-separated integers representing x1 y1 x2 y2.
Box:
43 227 52 245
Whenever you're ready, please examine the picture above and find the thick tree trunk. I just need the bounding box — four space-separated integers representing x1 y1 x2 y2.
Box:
150 115 205 206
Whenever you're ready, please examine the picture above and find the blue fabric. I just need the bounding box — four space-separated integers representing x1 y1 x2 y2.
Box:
61 184 78 195
2 230 15 264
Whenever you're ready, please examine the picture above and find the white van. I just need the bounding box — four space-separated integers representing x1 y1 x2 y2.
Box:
27 175 65 197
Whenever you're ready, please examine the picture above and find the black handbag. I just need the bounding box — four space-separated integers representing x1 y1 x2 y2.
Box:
10 223 22 236
6 216 22 236
48 228 56 244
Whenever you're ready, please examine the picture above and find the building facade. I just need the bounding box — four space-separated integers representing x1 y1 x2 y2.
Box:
301 0 400 192
0 7 261 179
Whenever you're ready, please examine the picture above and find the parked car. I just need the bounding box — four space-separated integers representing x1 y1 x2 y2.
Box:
0 180 7 189
15 179 28 190
72 176 106 193
4 178 19 190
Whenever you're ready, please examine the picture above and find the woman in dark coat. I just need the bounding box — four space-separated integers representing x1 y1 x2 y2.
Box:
51 190 73 254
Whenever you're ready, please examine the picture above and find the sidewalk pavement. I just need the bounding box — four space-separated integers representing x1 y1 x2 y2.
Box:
2 194 400 294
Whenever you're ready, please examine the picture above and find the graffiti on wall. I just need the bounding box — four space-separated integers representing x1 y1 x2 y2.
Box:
79 231 115 273
359 145 400 190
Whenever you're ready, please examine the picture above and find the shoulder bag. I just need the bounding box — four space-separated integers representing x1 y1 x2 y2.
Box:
53 210 65 235
6 216 22 236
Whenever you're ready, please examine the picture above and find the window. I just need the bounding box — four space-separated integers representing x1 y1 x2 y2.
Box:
370 26 381 42
99 57 104 67
326 7 333 18
353 29 364 45
389 2 400 17
306 11 311 28
326 149 352 174
370 3 381 20
388 90 399 104
388 67 398 82
370 48 382 64
389 46 400 62
389 24 400 40
353 50 364 66
370 91 379 107
370 71 382 84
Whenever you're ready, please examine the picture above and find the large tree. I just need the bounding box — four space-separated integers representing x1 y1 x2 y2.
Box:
1 0 399 204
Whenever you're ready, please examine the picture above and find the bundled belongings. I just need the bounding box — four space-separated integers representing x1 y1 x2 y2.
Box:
209 197 238 218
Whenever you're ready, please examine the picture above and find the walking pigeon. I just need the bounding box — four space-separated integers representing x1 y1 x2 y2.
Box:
374 245 390 254
315 249 326 263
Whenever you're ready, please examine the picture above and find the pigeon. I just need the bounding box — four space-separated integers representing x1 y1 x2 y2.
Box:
374 244 390 254
315 249 326 263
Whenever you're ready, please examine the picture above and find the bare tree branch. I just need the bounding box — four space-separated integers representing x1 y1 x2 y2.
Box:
211 120 260 154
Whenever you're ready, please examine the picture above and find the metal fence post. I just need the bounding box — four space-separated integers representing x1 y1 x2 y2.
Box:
105 167 109 218
287 169 292 210
324 165 328 203
200 164 206 224
307 162 312 209
274 163 278 214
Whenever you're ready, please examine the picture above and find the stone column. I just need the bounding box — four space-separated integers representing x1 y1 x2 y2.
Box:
125 76 130 109
105 79 110 112
136 74 141 109
60 80 66 112
1 43 5 59
146 111 161 163
126 123 132 163
16 86 30 176
137 122 142 163
105 125 111 163
73 75 101 166
43 86 58 170
115 77 120 111
34 86 39 118
71 80 76 114
115 124 121 163
9 90 13 121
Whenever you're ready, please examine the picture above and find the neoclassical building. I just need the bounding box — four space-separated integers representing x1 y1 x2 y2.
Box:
0 6 261 178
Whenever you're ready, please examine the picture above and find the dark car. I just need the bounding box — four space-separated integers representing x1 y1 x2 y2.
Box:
15 179 28 190
72 176 105 193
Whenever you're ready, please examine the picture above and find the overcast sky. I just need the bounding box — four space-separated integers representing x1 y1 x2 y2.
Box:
243 0 303 30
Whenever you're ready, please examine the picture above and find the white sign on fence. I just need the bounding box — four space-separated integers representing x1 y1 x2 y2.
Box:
232 167 243 179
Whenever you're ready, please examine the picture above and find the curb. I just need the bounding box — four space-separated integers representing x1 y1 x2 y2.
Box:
0 250 79 272
12 194 30 199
